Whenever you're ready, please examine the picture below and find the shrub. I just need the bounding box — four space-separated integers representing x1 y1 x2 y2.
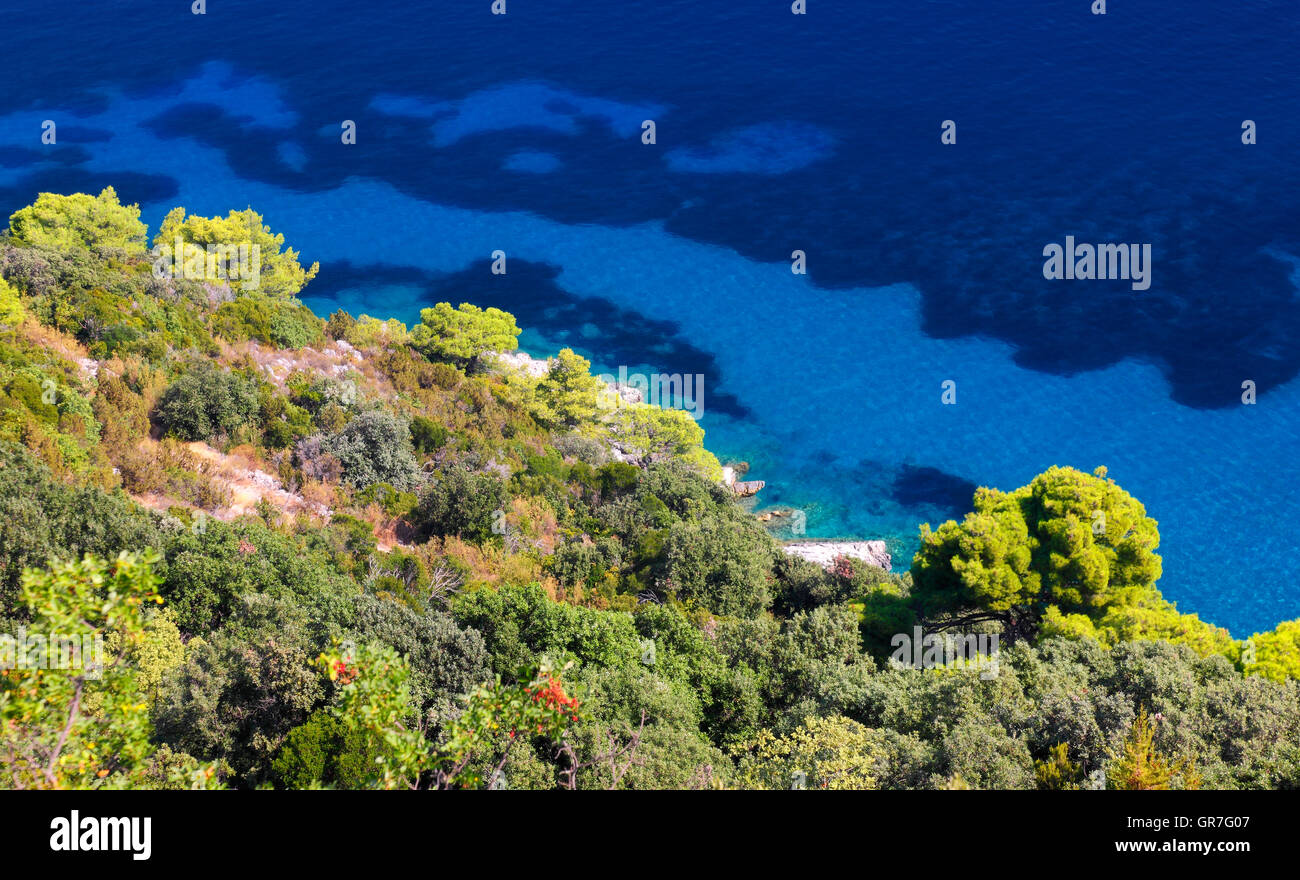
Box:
663 514 775 617
417 463 508 543
325 410 421 491
0 442 162 612
1245 619 1300 683
532 348 605 428
153 206 319 298
272 710 385 789
734 715 879 790
410 415 448 454
911 466 1163 640
154 602 324 785
2 551 221 789
154 364 259 442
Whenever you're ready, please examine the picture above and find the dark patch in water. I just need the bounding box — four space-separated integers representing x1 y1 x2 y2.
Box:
54 126 115 144
891 465 979 520
0 147 44 168
0 169 178 213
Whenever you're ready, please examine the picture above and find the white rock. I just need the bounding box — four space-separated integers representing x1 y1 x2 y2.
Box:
489 350 550 378
782 541 892 571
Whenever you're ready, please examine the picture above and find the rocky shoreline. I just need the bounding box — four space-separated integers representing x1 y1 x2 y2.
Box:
489 351 889 571
781 540 892 571
488 349 550 378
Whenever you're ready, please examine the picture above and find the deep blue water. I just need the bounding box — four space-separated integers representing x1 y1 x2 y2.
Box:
2 0 1298 635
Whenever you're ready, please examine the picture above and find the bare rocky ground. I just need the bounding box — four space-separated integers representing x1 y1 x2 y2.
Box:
781 540 892 571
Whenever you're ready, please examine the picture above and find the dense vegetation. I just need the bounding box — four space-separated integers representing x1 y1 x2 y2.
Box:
1 188 1297 789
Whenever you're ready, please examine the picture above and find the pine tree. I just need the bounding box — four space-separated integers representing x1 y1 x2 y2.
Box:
1107 709 1201 790
1035 742 1083 790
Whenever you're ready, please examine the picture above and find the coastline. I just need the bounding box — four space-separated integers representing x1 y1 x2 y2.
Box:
489 347 897 576
415 333 1265 638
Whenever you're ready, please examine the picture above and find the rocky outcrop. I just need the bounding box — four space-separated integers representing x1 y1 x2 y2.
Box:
488 349 550 378
609 383 644 405
782 540 891 571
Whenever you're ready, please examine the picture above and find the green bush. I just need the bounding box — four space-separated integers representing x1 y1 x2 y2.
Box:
273 710 384 789
416 463 508 543
214 298 323 348
0 441 162 613
154 364 259 443
410 415 448 454
325 410 422 491
8 187 148 256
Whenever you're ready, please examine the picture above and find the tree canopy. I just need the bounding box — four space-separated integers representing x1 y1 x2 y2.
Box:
8 187 148 257
410 301 520 370
911 466 1163 640
153 206 319 298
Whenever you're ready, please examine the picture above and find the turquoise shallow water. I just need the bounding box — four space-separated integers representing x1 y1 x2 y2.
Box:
2 2 1299 635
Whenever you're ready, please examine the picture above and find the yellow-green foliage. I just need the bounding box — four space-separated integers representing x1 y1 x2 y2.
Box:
8 187 148 256
509 348 721 479
1 552 222 789
912 466 1164 636
1035 742 1084 790
346 315 410 348
733 715 877 790
410 301 520 368
1243 619 1300 683
153 206 319 297
132 608 189 698
532 347 605 428
614 404 719 476
104 606 188 699
1107 709 1201 790
0 277 26 329
1040 596 1237 661
0 355 102 478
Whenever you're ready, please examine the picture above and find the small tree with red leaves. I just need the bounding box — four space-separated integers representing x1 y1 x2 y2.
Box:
316 643 585 790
